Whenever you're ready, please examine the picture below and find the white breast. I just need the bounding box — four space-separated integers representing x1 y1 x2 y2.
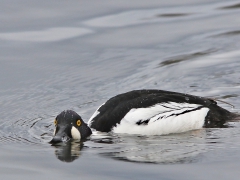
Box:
112 102 209 135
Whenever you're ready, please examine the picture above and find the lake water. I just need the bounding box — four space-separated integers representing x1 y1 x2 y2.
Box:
1 0 240 179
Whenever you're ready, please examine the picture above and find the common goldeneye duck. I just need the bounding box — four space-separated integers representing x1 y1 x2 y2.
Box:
50 89 237 143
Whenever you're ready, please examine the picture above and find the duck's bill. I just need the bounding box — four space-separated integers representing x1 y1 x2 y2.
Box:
49 135 71 144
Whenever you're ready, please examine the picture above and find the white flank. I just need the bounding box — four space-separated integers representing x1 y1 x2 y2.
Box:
88 103 105 126
113 102 209 135
71 126 81 140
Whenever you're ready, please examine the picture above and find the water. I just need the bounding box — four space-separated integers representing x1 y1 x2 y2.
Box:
1 0 240 179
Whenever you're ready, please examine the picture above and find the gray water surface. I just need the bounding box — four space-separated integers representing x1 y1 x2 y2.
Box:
1 0 240 179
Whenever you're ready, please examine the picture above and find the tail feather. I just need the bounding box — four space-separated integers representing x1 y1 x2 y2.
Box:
204 104 238 128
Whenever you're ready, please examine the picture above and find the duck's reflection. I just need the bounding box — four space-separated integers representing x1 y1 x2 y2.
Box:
96 130 208 164
51 141 83 162
51 129 220 164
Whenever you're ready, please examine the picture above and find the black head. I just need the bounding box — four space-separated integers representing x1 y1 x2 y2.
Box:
50 110 92 144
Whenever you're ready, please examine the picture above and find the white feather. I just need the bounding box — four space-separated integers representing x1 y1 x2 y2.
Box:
71 126 81 140
113 102 209 135
123 102 199 123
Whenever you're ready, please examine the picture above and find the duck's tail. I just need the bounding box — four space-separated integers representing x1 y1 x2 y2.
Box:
215 98 240 121
229 112 240 122
204 101 239 128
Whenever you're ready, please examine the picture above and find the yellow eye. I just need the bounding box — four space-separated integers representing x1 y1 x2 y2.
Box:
76 120 81 126
54 119 57 126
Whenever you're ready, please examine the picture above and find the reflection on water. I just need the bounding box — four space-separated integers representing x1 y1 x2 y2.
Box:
49 124 240 165
50 127 240 164
97 131 207 164
51 141 84 162
51 131 206 164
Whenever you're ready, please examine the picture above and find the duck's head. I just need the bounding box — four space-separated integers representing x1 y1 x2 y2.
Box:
50 110 92 144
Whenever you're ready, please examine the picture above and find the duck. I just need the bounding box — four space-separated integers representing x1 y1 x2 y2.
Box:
50 89 237 143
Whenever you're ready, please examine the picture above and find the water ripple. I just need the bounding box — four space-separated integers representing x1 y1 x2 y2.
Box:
219 3 240 9
156 13 190 18
0 115 53 144
0 27 93 42
158 49 215 67
211 30 240 37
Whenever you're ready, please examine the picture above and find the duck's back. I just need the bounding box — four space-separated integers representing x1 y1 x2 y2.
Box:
88 89 235 134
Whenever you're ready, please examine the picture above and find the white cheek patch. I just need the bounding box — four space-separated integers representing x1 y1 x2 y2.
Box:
53 128 56 136
71 126 81 140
